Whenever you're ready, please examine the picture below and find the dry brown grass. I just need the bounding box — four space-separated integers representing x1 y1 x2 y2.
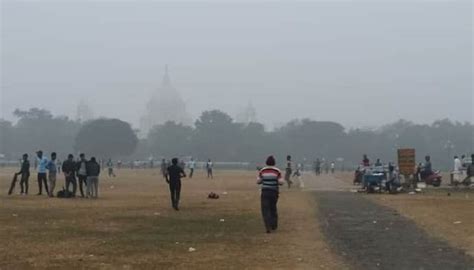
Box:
0 168 346 270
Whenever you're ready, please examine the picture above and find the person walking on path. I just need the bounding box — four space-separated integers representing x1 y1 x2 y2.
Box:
36 150 50 196
47 152 58 197
86 157 101 198
76 153 88 198
62 154 77 196
284 155 293 188
206 159 214 179
166 158 186 210
189 158 196 179
8 154 30 195
315 158 321 175
257 156 284 233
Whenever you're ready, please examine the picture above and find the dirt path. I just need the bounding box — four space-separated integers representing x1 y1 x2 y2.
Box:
300 172 353 192
301 173 474 270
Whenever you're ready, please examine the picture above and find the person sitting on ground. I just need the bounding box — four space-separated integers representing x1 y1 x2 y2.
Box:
257 156 284 233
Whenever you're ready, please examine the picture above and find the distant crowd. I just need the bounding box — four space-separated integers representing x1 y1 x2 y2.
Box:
8 151 117 198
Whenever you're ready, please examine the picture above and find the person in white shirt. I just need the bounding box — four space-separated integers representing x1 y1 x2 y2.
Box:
453 156 463 185
206 159 213 179
189 158 196 179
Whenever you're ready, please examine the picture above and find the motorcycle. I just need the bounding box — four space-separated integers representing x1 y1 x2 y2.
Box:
421 170 442 187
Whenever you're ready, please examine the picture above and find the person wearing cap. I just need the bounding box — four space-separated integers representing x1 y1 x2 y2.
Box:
76 153 88 198
62 154 77 196
36 150 50 196
47 152 58 197
166 158 186 210
257 156 284 233
86 157 101 198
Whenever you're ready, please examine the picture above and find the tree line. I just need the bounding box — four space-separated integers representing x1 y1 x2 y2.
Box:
1 108 472 169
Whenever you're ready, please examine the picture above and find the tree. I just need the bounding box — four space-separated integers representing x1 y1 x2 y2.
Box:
193 110 241 160
10 108 81 157
275 119 346 161
148 121 193 157
75 118 138 158
0 120 13 157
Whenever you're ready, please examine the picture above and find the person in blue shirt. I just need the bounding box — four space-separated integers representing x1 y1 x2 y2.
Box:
47 152 58 197
36 150 50 196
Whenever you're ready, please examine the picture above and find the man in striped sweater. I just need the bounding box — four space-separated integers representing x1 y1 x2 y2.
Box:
257 156 284 233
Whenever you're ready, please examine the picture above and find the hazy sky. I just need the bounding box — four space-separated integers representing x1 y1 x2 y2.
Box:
1 1 472 129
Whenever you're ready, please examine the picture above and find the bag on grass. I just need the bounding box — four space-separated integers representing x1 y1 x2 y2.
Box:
57 188 73 198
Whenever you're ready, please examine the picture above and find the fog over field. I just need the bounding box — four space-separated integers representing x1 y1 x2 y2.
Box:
1 0 472 129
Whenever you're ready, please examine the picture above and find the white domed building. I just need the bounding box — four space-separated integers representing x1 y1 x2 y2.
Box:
140 66 191 137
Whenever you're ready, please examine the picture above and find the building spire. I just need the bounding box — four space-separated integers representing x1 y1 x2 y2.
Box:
163 64 171 86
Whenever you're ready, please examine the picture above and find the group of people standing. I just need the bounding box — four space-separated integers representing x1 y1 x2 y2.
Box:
314 158 336 175
8 151 102 199
160 158 214 180
452 154 474 186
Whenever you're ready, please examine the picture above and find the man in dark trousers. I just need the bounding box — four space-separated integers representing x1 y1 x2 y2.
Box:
47 152 58 197
165 158 186 211
76 153 88 198
36 150 50 196
257 156 284 233
62 154 77 196
8 154 30 195
86 157 101 199
284 155 293 188
18 154 31 195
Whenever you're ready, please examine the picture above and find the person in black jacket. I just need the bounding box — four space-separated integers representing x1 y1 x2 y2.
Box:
8 154 30 195
86 157 101 199
166 158 186 210
62 154 77 196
